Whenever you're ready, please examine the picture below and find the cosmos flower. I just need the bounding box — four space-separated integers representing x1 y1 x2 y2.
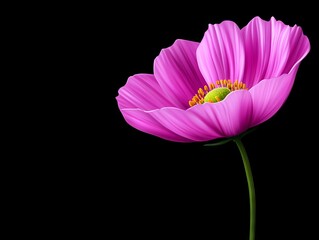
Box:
116 16 310 142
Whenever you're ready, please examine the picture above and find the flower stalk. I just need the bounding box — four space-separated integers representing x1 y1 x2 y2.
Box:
233 137 256 240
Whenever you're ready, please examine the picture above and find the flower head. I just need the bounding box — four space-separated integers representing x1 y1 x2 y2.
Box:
116 16 310 142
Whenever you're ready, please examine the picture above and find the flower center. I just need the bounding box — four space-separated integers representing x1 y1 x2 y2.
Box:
189 80 247 107
204 87 230 103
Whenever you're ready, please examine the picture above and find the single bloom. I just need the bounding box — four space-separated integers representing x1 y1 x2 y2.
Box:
116 16 310 142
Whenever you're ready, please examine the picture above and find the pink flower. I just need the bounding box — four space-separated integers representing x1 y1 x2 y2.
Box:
116 16 310 142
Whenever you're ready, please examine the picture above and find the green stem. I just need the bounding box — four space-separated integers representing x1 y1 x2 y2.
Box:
233 137 256 240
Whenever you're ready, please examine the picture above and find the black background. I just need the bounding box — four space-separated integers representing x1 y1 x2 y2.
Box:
72 3 319 240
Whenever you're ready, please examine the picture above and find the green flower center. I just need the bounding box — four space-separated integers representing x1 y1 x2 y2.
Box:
188 80 248 107
204 87 230 103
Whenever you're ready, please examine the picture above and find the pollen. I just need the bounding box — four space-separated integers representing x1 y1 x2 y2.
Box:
189 79 248 107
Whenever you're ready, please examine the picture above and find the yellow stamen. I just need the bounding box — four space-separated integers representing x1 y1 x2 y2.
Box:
234 80 238 90
198 88 205 97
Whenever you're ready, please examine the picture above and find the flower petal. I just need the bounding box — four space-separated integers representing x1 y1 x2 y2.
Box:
196 20 245 85
249 66 298 126
149 90 253 141
119 108 191 142
242 16 310 88
154 39 207 109
117 74 175 110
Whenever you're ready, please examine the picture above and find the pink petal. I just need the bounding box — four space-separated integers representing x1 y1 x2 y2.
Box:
242 16 310 88
120 108 192 142
149 90 253 141
154 39 207 109
117 74 175 110
282 25 311 74
196 20 245 85
249 66 298 126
